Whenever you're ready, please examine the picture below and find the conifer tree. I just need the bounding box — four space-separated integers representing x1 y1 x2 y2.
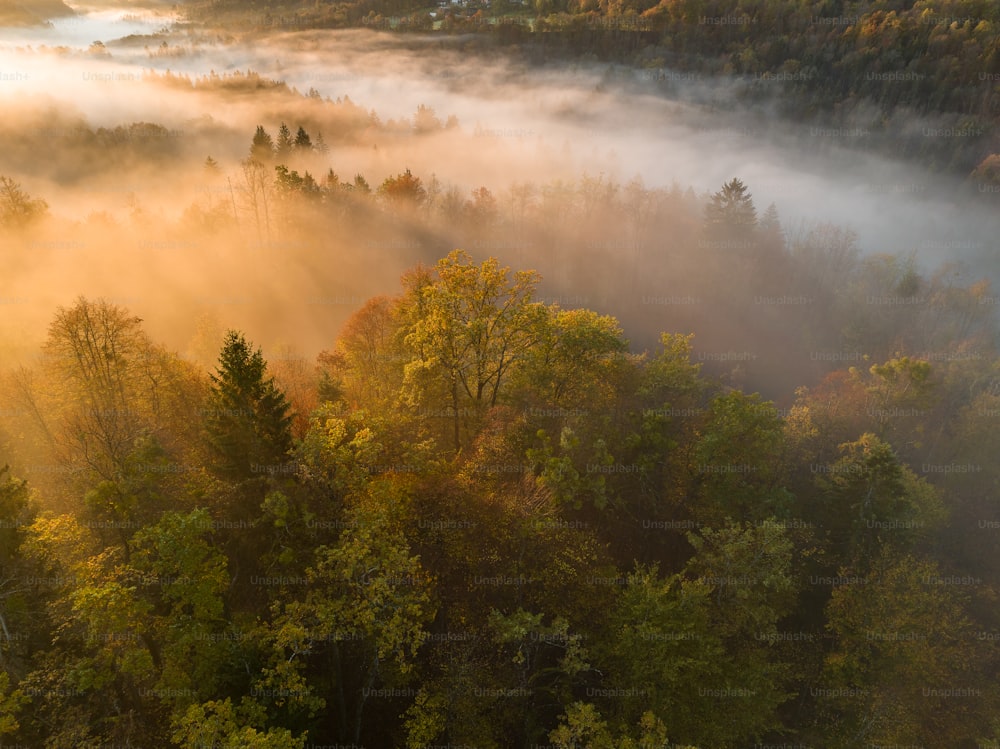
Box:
293 125 312 151
249 125 275 163
275 122 293 160
205 331 293 480
704 177 757 234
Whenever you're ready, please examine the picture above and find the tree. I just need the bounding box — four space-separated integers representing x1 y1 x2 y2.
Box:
550 703 689 749
759 202 783 244
129 509 231 702
400 251 545 452
204 331 293 481
41 299 149 481
314 131 330 154
351 174 372 196
329 295 405 411
817 433 945 571
690 391 793 526
413 104 442 133
276 123 293 160
293 126 312 151
27 298 201 525
273 166 321 227
594 523 796 749
250 125 275 163
267 479 434 746
237 157 273 245
704 177 757 238
0 672 25 738
0 176 47 230
512 307 629 413
378 168 427 211
171 698 307 749
464 186 497 231
818 551 991 747
0 466 34 679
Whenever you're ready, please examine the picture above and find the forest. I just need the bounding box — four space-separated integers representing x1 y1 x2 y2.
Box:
3 1 1000 746
181 0 1000 178
1 117 1000 746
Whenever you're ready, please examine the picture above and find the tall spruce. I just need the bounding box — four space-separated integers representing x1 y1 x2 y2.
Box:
205 331 293 480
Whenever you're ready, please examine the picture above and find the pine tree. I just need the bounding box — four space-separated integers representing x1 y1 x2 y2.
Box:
759 202 782 238
758 201 787 259
249 125 274 163
205 331 293 480
704 177 757 231
314 131 330 154
294 126 312 151
275 122 293 160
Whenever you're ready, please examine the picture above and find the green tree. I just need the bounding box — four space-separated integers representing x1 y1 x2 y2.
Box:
512 306 629 413
267 479 434 746
690 391 792 526
818 552 992 747
129 509 231 704
550 703 690 749
817 433 945 571
595 523 796 749
171 698 307 748
0 672 25 737
0 466 34 678
205 331 293 480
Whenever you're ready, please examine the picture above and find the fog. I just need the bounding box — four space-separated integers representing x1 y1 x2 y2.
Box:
1 6 998 380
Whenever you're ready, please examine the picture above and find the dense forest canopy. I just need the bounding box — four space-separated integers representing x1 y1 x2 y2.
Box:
1 227 1000 745
3 1 1000 746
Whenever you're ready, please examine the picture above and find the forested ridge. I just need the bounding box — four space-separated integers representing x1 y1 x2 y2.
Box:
3 158 1000 745
180 0 1000 179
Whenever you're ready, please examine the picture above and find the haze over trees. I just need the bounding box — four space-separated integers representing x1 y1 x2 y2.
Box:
183 0 1000 179
1 234 1000 745
2 3 1000 745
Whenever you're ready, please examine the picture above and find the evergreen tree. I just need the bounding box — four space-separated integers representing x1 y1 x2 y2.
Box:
249 125 274 163
293 126 312 151
704 177 757 234
275 122 293 161
205 331 293 480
